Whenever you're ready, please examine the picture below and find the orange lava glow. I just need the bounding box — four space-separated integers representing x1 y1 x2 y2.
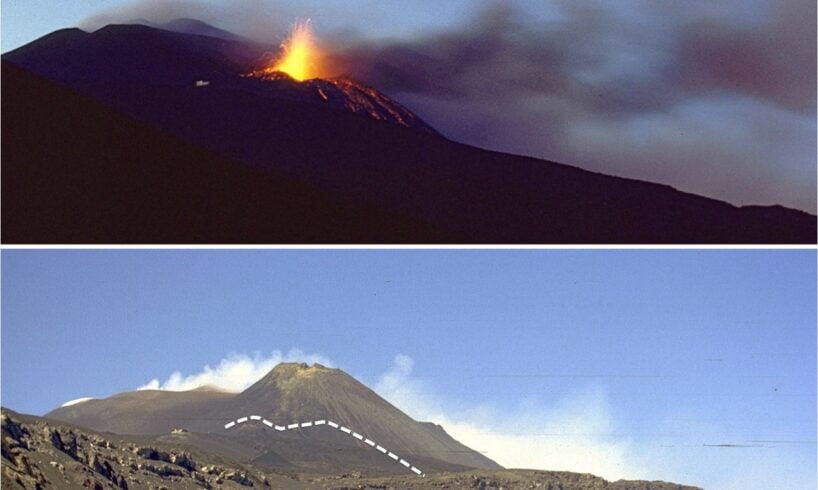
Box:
270 19 320 81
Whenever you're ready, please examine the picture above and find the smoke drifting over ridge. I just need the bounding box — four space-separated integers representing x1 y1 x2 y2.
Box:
81 0 816 212
136 349 333 392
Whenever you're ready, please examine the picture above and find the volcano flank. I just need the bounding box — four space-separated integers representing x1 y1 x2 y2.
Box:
2 20 815 243
242 70 439 134
45 362 497 475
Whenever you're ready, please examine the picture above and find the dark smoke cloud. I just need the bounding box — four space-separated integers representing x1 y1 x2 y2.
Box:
81 0 816 211
675 0 815 115
327 1 816 212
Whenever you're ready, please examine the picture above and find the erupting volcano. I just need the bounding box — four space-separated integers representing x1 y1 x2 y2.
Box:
2 17 815 244
243 20 439 134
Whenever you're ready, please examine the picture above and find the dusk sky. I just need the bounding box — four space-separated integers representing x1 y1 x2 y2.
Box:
2 0 815 213
2 249 815 489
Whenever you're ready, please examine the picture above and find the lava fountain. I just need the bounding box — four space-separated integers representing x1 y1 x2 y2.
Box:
268 19 321 81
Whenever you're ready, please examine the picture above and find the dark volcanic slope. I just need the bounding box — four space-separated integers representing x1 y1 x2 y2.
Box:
3 409 702 490
46 363 498 474
3 24 437 133
3 23 816 243
2 24 256 85
1 61 444 243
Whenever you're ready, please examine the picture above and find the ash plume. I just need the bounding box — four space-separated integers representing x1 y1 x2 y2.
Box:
329 1 816 212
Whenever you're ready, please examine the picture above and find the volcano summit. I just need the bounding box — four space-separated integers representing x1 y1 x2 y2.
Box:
2 19 815 243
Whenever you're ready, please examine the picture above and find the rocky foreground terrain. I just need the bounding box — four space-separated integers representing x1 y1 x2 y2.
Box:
3 409 701 490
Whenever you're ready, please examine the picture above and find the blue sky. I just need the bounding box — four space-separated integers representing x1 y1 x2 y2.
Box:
2 0 815 213
1 249 815 488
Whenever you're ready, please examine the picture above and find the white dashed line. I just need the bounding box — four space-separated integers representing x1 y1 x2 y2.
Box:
224 416 424 477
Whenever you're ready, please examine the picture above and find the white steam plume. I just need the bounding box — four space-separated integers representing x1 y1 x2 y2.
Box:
374 354 648 481
137 349 333 392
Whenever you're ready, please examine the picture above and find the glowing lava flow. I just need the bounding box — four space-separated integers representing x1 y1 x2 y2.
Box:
270 19 319 81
